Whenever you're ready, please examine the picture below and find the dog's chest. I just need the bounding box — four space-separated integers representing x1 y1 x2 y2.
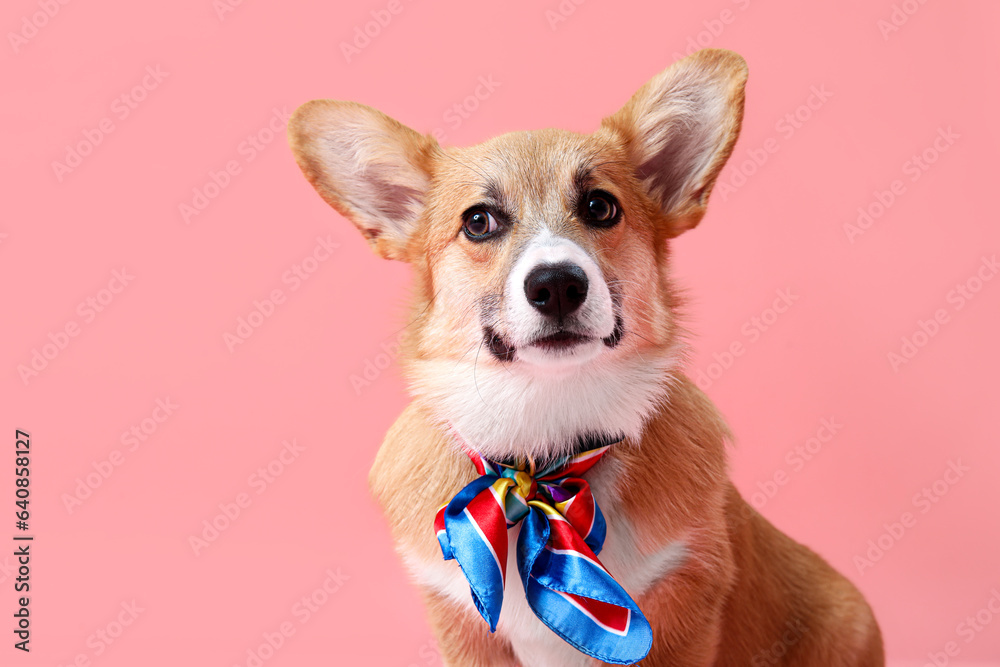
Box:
404 464 688 667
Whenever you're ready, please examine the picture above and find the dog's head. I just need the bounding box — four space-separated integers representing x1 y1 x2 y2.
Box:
290 49 747 462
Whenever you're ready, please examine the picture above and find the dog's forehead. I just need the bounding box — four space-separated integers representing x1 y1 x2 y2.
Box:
436 129 603 219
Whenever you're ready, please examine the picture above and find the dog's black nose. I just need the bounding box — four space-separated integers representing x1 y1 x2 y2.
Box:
524 263 589 318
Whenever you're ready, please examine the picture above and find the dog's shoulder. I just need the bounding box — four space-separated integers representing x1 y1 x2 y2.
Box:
369 403 477 560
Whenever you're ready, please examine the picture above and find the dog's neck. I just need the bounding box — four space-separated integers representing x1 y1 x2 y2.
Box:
456 429 626 470
408 344 682 463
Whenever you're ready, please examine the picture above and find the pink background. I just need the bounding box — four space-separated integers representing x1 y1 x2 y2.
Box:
3 0 998 665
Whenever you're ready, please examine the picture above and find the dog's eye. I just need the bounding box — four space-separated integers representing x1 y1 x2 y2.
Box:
582 191 620 227
463 208 498 240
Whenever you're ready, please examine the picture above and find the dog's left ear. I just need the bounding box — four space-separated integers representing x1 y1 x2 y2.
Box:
602 48 748 237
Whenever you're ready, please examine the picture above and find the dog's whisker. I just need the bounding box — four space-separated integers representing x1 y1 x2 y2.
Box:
472 339 489 408
452 340 480 369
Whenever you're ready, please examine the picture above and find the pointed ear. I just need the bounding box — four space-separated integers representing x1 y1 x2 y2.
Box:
288 100 438 261
602 48 748 237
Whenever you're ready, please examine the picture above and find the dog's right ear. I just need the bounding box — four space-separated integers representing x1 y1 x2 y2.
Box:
288 100 437 261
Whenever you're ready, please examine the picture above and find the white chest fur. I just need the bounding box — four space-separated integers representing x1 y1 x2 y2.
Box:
403 459 688 667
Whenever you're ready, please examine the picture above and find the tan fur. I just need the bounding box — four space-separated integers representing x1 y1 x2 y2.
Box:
422 588 518 665
290 48 884 666
369 380 882 666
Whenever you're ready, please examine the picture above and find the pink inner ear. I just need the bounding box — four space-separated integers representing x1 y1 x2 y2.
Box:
366 166 424 223
635 128 712 212
333 155 427 249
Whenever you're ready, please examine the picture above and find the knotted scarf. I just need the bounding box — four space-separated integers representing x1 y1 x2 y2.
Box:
434 442 652 664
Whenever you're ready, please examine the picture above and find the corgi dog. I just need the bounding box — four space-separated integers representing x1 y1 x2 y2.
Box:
289 48 884 666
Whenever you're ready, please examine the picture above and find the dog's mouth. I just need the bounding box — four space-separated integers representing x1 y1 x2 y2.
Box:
484 316 624 362
534 330 590 351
